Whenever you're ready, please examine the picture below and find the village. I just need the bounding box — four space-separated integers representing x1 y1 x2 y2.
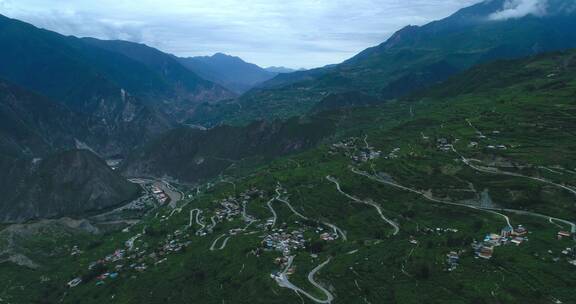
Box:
441 223 576 273
65 186 276 288
66 129 576 294
329 136 382 163
472 224 529 260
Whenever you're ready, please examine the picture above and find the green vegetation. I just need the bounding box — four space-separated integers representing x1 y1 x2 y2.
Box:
188 0 576 126
2 50 576 304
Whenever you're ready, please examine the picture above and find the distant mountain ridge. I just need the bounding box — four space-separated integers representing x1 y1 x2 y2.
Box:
177 53 277 94
265 66 303 74
81 39 236 121
0 14 250 156
192 0 576 125
0 14 183 156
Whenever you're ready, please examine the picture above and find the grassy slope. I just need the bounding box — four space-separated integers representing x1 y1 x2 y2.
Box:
2 50 576 303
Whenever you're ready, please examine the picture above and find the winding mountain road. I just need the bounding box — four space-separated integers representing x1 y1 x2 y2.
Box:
218 236 231 250
453 146 576 198
274 256 334 304
323 222 348 241
210 234 227 251
326 176 400 236
307 258 334 303
451 147 576 232
276 185 347 241
350 168 513 230
189 209 207 235
267 198 278 227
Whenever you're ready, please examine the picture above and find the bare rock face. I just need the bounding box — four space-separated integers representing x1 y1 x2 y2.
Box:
0 150 140 223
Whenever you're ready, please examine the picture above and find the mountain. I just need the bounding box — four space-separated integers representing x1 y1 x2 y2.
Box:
195 0 576 125
0 79 92 158
0 149 140 223
0 15 204 156
6 48 576 303
81 39 235 120
178 53 277 94
120 117 337 183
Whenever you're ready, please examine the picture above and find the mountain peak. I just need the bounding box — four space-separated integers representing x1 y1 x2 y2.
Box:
178 53 276 94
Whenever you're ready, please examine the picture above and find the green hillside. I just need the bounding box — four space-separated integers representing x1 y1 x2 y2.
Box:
2 49 575 303
188 0 576 126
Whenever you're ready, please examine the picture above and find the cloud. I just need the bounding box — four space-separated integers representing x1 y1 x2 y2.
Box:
489 0 548 20
0 0 480 68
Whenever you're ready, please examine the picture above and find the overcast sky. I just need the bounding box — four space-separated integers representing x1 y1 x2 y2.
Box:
0 0 482 68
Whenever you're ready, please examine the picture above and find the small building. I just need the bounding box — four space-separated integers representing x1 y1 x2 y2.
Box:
511 237 525 246
501 226 513 238
558 231 572 240
512 225 528 237
478 246 494 259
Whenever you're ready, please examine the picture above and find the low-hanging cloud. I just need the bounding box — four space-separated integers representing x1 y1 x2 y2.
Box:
489 0 548 20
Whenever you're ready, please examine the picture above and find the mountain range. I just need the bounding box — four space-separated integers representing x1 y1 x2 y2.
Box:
186 0 576 126
177 53 279 94
7 36 576 304
2 0 576 302
1 0 575 220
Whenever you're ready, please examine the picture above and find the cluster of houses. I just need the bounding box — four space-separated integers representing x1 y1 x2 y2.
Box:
563 247 576 266
315 226 338 241
273 256 295 275
329 137 382 163
385 148 400 159
472 225 528 259
466 128 509 151
219 189 263 221
553 231 576 266
421 227 459 234
70 245 82 257
262 228 306 256
487 144 508 150
319 232 337 241
215 198 241 221
355 148 382 162
196 188 264 236
437 138 453 152
435 128 508 153
329 138 358 155
446 251 461 272
151 186 169 205
71 225 195 288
